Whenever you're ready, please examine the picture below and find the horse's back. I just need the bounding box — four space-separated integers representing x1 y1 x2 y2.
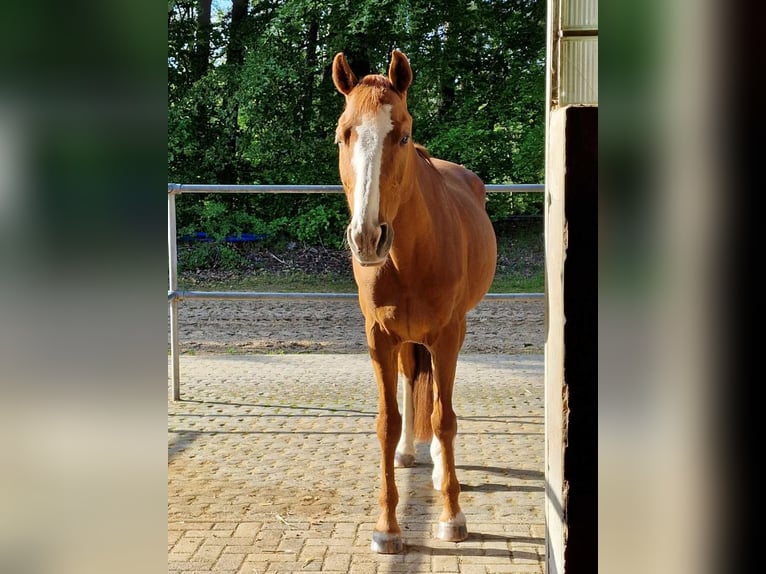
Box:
430 157 487 207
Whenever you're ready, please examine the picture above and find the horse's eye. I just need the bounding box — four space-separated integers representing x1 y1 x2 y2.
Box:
400 134 410 146
336 127 352 146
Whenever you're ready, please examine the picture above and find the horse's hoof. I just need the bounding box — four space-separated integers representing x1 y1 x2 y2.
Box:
371 531 404 554
394 452 416 468
436 512 468 542
436 522 468 542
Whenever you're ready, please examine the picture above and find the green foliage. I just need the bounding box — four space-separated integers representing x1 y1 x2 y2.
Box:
179 241 243 271
293 204 347 248
177 195 349 269
179 198 287 241
486 192 542 220
169 0 546 268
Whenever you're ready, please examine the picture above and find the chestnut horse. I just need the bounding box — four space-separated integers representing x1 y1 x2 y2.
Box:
332 50 497 553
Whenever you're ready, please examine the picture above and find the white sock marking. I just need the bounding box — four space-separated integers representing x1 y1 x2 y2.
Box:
431 435 443 490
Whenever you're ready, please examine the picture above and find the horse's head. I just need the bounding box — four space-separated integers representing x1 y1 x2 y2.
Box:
332 50 414 267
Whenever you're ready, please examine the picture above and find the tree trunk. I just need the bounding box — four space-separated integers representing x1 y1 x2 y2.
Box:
302 19 319 127
192 0 212 80
217 0 249 183
227 0 249 66
438 22 456 119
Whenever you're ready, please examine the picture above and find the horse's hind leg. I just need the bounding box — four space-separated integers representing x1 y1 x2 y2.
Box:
430 318 468 542
395 343 417 468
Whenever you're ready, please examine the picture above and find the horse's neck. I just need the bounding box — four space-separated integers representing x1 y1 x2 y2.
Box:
387 155 441 271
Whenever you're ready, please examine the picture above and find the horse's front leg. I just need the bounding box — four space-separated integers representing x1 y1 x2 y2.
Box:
367 325 404 554
430 318 468 542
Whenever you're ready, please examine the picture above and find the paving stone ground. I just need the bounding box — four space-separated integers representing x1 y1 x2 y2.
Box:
168 354 545 573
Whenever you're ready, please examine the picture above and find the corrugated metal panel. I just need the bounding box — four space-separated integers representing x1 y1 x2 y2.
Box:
560 37 598 105
562 0 598 30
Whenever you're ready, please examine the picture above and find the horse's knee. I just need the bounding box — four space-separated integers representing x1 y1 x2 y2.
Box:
377 409 402 445
432 407 457 440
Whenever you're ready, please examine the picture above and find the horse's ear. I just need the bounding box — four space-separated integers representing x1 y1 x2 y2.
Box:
332 52 357 96
388 50 412 95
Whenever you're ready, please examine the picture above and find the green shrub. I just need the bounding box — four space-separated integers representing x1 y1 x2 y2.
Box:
293 204 347 248
176 195 350 269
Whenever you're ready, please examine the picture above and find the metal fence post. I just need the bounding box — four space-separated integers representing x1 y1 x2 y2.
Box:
168 186 181 401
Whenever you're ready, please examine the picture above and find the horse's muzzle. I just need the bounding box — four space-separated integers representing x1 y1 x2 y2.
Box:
347 222 393 267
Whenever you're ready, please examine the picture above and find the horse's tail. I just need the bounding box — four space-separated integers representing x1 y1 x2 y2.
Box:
412 344 434 442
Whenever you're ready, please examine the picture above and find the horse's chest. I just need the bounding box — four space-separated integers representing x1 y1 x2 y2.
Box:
357 267 462 341
370 296 452 342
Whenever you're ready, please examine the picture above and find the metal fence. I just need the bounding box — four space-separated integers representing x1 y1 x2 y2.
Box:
168 183 545 400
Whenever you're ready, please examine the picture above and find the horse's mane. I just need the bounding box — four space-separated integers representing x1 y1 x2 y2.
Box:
414 143 435 168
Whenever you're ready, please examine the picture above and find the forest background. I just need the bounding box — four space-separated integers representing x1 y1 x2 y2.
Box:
168 0 545 287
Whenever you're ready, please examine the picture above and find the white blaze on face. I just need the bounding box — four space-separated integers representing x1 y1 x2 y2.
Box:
349 104 393 239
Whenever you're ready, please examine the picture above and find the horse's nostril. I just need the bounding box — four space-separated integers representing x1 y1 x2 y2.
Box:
348 222 391 262
376 223 393 258
378 224 387 247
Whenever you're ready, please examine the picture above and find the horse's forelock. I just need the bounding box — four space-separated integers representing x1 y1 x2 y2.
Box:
359 75 393 91
348 75 405 116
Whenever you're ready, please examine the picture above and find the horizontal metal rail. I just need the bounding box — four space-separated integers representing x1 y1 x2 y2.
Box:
169 290 544 302
168 183 345 194
168 183 545 401
168 183 545 195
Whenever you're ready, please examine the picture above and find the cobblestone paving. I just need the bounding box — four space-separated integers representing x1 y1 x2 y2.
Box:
168 354 544 573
